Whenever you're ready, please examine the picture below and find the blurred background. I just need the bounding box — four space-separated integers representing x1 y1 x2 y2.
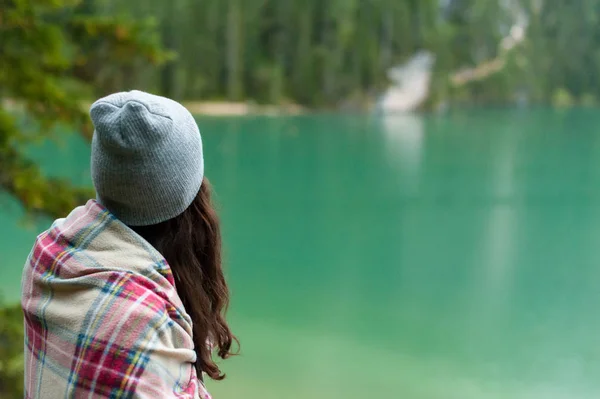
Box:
3 0 600 398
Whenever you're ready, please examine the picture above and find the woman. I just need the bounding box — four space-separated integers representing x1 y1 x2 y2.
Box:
21 90 236 398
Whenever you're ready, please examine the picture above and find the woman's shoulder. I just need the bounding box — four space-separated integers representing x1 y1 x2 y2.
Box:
23 258 200 398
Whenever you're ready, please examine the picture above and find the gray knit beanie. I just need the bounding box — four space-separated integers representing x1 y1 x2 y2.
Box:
90 90 203 226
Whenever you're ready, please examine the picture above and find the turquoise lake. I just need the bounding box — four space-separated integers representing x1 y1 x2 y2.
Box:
3 109 600 398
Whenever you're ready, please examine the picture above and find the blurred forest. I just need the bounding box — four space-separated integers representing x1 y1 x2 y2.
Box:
4 0 600 112
89 0 600 108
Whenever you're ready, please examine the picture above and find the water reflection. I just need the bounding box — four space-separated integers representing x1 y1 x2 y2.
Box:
478 127 518 311
378 113 424 196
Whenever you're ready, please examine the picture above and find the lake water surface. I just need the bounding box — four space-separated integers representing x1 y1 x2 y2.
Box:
3 109 600 398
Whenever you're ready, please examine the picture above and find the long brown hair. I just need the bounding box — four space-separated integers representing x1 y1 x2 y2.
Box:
131 177 236 380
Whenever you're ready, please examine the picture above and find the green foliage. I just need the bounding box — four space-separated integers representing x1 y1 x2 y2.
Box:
0 303 24 399
552 88 575 108
0 0 167 219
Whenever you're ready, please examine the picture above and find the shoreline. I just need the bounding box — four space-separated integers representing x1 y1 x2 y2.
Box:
1 99 307 117
182 101 306 116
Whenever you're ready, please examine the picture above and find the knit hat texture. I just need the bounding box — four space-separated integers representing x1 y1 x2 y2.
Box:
90 90 203 226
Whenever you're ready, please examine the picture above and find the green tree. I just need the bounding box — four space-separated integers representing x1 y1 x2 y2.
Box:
0 0 167 219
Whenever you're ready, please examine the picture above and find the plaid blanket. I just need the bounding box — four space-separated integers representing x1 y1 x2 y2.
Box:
21 200 212 399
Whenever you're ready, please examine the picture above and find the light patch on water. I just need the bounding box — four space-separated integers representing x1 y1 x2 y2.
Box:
378 113 425 196
479 135 519 298
208 318 599 399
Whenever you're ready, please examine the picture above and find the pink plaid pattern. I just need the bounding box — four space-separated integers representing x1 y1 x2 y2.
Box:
21 200 212 399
